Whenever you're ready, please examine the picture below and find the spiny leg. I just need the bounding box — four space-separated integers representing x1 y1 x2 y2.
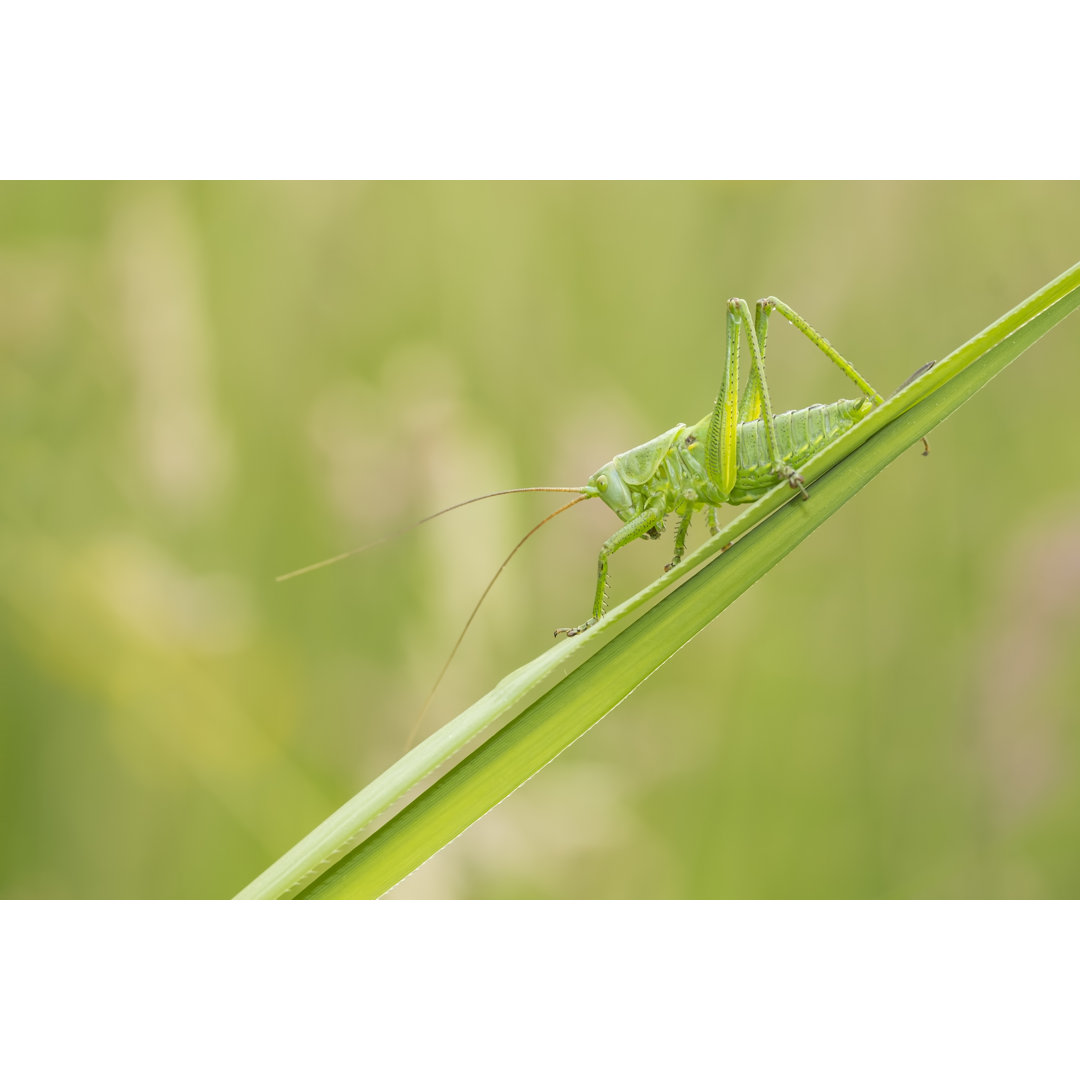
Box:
709 298 806 498
736 299 782 469
732 296 892 499
703 505 734 550
742 298 807 496
703 298 742 500
758 297 884 405
735 300 771 423
665 510 693 572
554 502 666 637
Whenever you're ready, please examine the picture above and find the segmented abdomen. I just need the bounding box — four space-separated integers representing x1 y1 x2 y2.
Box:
729 397 869 502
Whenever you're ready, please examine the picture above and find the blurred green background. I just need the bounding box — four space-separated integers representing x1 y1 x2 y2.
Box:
2 181 1079 899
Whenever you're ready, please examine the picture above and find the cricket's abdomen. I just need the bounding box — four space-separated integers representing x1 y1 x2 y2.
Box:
727 397 871 503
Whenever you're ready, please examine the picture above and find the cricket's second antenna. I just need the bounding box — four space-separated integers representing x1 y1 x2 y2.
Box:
403 492 593 751
275 486 593 582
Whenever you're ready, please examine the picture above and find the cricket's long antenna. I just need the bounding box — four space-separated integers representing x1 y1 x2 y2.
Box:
275 487 590 582
403 493 593 752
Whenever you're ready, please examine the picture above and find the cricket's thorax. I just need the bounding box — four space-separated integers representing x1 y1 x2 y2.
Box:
589 397 871 524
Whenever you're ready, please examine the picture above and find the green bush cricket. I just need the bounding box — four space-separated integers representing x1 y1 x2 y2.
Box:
279 296 907 714
551 296 892 636
280 295 906 626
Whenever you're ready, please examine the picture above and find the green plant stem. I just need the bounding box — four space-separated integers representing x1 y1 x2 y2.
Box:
294 275 1080 899
237 260 1080 900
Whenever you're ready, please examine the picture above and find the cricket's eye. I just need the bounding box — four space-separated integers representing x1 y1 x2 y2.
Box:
595 474 609 493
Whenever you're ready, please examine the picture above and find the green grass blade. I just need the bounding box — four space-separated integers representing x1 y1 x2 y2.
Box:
236 260 1080 900
290 264 1080 900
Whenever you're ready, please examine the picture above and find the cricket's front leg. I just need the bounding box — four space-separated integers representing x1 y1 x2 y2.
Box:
554 503 667 638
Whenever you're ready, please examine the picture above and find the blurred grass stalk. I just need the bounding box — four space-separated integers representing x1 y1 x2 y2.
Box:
238 260 1080 900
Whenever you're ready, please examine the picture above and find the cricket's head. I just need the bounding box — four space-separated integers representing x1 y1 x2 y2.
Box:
585 462 634 520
